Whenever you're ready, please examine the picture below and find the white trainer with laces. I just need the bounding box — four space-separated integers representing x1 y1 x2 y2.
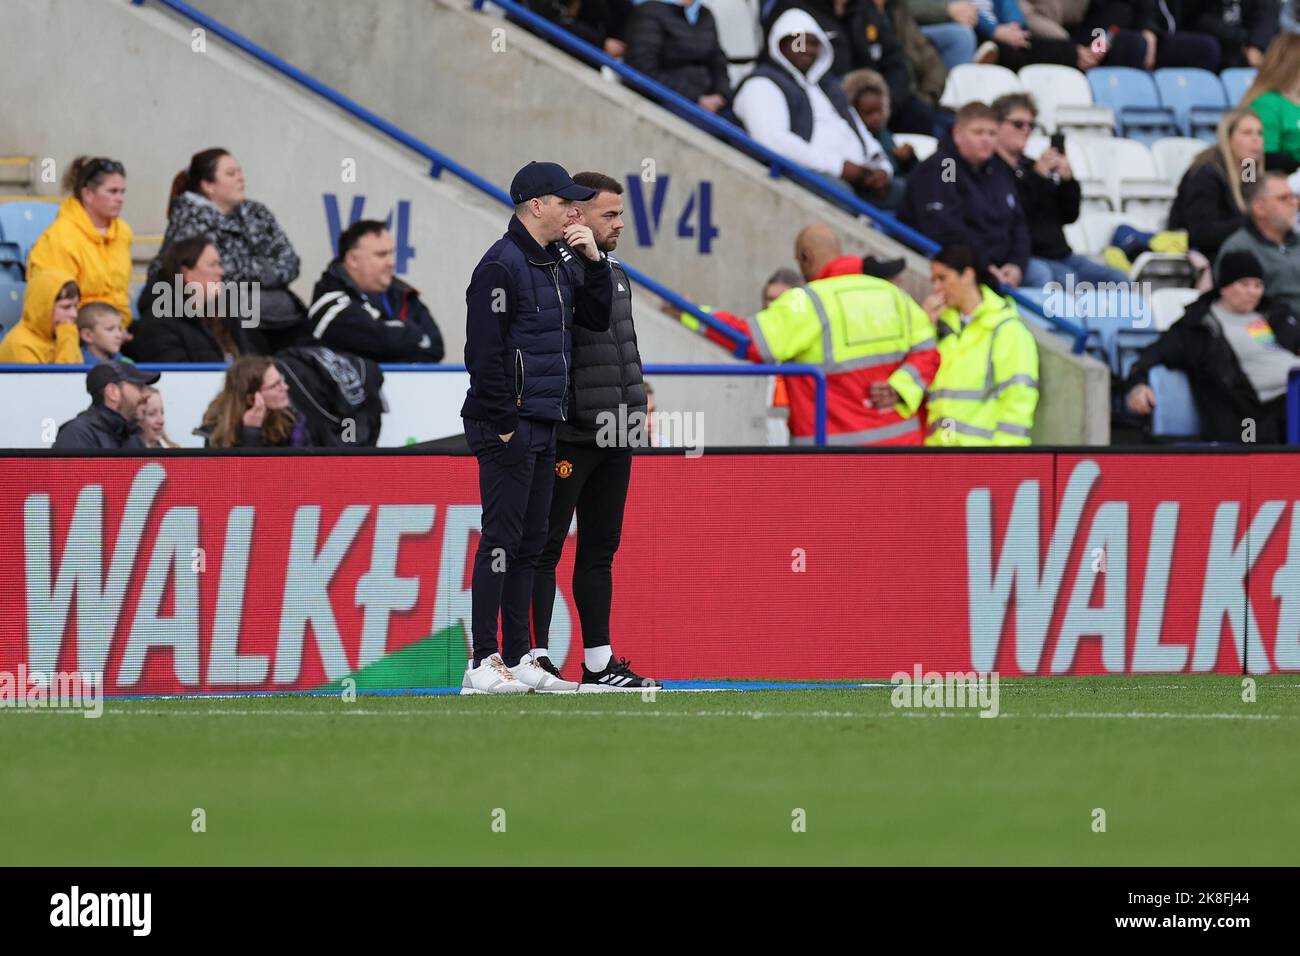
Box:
509 656 580 694
461 653 533 695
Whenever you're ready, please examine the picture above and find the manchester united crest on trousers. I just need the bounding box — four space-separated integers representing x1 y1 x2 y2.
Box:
556 460 573 478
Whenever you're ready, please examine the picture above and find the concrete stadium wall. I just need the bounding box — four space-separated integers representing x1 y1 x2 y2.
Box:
187 0 1110 444
0 0 769 444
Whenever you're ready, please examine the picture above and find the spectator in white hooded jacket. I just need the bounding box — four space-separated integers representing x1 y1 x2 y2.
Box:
732 8 892 200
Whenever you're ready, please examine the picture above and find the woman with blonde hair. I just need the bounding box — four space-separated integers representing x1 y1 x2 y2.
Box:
135 387 180 449
1242 33 1300 173
1168 108 1265 260
199 355 308 448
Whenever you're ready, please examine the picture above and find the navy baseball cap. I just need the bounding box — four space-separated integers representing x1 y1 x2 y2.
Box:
87 360 159 399
509 161 596 204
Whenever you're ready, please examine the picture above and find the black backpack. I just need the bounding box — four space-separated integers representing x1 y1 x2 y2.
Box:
274 346 384 446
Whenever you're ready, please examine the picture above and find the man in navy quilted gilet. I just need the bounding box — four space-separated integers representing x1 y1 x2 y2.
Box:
460 161 613 695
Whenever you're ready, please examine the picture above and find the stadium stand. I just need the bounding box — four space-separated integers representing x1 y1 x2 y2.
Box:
8 0 1298 447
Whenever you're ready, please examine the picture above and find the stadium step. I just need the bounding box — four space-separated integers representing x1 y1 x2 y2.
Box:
132 233 162 267
0 155 35 195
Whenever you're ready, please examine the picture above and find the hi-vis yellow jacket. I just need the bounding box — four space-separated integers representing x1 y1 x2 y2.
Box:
708 267 940 445
925 286 1039 446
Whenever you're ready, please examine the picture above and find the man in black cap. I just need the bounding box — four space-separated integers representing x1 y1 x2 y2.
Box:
460 161 613 695
52 360 160 450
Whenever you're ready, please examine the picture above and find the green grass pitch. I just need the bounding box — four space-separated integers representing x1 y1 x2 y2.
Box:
3 676 1297 865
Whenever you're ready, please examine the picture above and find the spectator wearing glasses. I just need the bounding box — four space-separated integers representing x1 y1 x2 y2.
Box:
992 93 1125 288
28 157 134 325
1218 172 1300 315
199 355 309 448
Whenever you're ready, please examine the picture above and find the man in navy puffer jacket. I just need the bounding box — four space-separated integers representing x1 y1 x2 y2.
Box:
460 161 613 695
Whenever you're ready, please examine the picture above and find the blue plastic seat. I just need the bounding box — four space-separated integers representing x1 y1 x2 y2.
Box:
0 241 23 282
1220 67 1258 106
0 278 24 340
1153 68 1227 141
1149 365 1201 438
1088 67 1179 145
0 201 58 264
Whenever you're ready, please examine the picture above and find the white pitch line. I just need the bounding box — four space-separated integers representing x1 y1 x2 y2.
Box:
45 707 1293 721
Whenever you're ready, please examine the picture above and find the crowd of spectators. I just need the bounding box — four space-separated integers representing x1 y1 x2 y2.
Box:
7 2 1300 447
1 147 447 451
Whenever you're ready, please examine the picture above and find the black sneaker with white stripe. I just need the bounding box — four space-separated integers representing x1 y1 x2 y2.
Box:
580 657 662 692
533 655 563 679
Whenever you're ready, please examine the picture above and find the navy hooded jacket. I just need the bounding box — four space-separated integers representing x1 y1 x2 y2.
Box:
897 135 1031 272
461 215 613 434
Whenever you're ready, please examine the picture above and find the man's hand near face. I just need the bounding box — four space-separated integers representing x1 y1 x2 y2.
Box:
563 223 600 261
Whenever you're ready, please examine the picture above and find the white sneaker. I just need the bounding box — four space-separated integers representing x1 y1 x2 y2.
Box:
461 653 533 695
509 657 580 693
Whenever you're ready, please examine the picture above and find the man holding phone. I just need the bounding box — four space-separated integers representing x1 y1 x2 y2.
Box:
991 92 1127 288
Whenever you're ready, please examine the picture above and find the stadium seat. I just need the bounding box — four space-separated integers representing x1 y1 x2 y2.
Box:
1220 67 1258 106
1072 209 1132 255
1063 135 1113 210
1131 255 1198 299
0 201 58 263
0 241 23 282
1151 136 1207 187
704 0 761 89
1150 286 1200 330
940 63 1020 110
893 133 937 162
1123 203 1171 234
1087 67 1178 145
1018 64 1114 135
1081 137 1175 211
1149 365 1202 438
0 278 23 339
1153 68 1227 141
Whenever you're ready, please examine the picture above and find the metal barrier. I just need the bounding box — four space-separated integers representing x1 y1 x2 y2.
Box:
3 361 829 444
1289 368 1300 445
643 363 827 445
